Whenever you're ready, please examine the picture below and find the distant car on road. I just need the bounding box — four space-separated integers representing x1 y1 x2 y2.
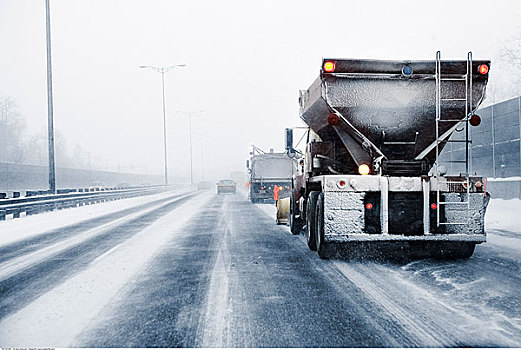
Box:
216 179 236 194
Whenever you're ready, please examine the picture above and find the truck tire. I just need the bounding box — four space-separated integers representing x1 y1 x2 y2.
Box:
306 191 319 251
454 243 476 259
315 192 329 259
289 192 304 235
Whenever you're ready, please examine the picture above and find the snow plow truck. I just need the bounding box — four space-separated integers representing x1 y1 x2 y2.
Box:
286 52 491 259
247 146 297 203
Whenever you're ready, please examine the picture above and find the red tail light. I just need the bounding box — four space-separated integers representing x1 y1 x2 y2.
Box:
469 114 481 126
430 203 437 210
366 203 373 210
323 61 336 73
327 113 339 126
478 64 489 75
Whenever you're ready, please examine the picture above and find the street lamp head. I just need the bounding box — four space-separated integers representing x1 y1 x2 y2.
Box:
177 110 205 116
140 64 186 73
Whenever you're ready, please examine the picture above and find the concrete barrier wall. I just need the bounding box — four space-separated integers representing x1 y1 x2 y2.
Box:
0 163 163 191
486 179 521 200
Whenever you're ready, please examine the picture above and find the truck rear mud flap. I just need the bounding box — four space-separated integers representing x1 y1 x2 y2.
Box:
364 192 443 235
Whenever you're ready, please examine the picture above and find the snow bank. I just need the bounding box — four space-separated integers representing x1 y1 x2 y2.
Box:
487 176 521 182
485 198 521 232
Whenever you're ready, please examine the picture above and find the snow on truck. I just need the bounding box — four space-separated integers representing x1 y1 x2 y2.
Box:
285 52 491 259
247 146 297 203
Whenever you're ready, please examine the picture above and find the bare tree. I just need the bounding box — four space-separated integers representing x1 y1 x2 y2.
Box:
0 96 26 163
485 27 521 105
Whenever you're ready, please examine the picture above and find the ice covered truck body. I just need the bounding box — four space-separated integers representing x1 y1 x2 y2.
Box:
247 147 297 203
288 52 491 259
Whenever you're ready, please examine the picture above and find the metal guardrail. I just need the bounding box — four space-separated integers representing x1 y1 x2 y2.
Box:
0 185 173 221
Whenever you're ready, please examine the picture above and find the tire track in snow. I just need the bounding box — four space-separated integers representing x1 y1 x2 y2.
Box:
334 261 519 347
0 192 195 283
0 191 197 320
0 191 193 264
72 193 225 347
0 191 212 347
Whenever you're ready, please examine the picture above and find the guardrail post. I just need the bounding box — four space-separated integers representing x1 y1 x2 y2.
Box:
0 210 6 220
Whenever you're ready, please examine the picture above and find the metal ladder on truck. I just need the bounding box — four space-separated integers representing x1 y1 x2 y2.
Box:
433 51 473 228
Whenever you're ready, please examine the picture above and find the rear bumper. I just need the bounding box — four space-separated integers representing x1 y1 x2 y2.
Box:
251 191 291 200
315 174 488 237
325 233 486 244
217 186 236 193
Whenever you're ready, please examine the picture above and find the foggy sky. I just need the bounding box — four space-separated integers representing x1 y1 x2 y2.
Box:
1 0 520 182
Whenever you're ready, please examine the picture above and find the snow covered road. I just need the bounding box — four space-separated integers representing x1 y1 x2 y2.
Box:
0 189 520 347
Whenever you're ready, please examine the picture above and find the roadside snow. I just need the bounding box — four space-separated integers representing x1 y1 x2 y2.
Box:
485 198 521 232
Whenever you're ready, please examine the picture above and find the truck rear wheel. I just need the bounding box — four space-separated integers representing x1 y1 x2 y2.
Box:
306 191 319 251
289 192 304 235
315 192 329 259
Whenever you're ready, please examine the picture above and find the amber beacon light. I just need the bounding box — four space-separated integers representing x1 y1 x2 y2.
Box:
358 164 370 175
323 61 336 72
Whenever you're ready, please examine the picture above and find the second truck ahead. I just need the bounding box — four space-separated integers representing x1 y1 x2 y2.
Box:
287 52 491 259
247 146 297 203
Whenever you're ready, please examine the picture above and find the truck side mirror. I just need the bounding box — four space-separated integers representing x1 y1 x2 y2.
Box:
246 160 250 169
285 128 293 151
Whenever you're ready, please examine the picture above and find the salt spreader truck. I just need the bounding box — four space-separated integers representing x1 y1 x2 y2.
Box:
247 146 297 203
287 52 491 259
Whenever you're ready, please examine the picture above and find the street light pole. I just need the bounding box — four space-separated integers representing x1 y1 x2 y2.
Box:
188 113 193 185
160 70 168 186
200 134 205 181
177 111 204 186
140 64 185 186
45 0 56 194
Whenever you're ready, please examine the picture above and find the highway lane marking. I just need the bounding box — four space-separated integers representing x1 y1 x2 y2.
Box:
0 191 213 347
198 247 230 347
0 192 195 283
92 243 124 263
